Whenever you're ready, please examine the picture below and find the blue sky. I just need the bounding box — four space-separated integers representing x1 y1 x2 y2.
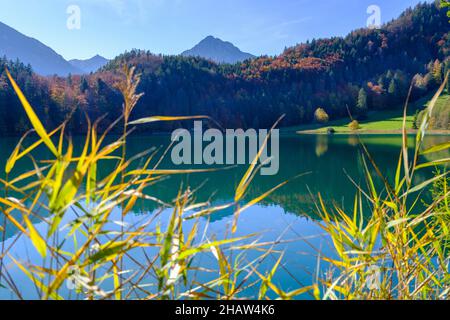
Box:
0 0 433 60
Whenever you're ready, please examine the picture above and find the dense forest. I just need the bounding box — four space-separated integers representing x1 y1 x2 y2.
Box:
0 1 449 135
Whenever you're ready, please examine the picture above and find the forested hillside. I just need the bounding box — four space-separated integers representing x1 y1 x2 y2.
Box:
0 1 448 135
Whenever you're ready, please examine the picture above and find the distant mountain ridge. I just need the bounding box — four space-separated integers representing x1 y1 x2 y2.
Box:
69 55 109 74
181 36 255 64
0 21 254 74
0 21 81 76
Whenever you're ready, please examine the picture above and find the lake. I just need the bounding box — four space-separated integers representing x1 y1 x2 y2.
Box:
0 133 448 299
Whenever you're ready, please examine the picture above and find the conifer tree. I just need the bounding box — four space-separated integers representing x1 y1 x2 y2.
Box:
356 88 368 117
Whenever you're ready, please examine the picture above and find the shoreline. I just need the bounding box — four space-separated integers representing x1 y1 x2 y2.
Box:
296 129 450 136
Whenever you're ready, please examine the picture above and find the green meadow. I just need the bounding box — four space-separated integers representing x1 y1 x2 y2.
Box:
289 93 450 134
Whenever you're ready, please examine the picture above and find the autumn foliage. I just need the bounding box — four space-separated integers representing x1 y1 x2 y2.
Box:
0 2 448 135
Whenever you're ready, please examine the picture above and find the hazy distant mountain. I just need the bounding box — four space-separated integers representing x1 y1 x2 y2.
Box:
182 36 255 64
69 55 109 74
0 21 81 76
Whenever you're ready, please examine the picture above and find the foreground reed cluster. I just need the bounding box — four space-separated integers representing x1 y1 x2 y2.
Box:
317 75 450 300
0 67 448 300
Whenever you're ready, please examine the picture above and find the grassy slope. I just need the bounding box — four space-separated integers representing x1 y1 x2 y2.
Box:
424 91 449 130
286 93 449 134
431 91 450 110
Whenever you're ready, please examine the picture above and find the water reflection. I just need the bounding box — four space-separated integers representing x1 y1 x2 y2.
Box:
315 135 329 157
0 134 447 241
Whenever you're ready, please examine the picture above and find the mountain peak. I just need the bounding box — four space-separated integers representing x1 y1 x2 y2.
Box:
69 55 109 74
181 36 255 64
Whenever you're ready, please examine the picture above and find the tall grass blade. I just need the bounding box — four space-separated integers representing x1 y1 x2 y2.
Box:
5 69 59 157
